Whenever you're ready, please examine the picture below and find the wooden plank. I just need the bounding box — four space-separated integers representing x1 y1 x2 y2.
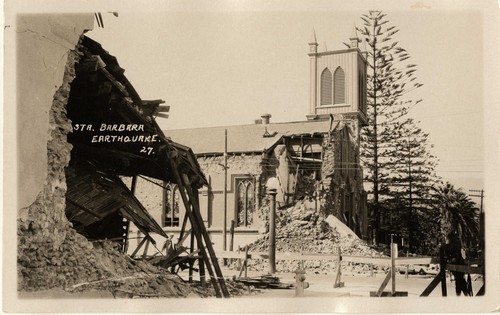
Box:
447 264 484 274
215 251 436 266
370 291 408 297
420 272 444 297
131 237 148 258
477 283 485 296
394 257 438 265
142 239 150 259
199 259 206 286
238 246 249 279
66 198 102 219
189 228 195 283
391 243 397 295
184 178 230 297
169 164 222 298
439 246 447 297
216 251 247 259
157 105 170 112
140 99 165 106
375 272 392 297
156 113 169 119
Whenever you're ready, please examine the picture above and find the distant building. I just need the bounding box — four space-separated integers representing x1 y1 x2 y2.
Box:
129 28 370 251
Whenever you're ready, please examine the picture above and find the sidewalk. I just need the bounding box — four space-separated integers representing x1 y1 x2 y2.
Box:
219 267 484 298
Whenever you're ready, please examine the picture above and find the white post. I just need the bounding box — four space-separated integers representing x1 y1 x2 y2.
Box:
391 242 398 295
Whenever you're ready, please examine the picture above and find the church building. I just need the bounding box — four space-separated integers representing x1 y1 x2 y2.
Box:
127 29 370 252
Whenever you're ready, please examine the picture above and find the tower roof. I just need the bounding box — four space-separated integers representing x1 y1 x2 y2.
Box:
349 23 361 48
350 23 359 40
309 28 317 44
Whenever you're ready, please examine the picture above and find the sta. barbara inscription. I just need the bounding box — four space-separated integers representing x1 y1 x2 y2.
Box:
73 123 159 155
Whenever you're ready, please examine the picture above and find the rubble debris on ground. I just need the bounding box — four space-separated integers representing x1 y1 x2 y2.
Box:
238 199 386 275
234 275 293 289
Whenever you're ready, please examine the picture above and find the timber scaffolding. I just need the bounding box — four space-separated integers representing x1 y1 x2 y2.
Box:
65 36 229 297
129 160 231 297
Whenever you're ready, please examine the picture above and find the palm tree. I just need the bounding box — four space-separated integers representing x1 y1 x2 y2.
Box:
434 182 480 256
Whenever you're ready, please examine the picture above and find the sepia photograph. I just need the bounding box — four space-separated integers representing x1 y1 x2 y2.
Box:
3 0 499 313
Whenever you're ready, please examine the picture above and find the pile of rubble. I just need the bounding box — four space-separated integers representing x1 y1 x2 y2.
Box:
244 199 386 274
18 206 205 298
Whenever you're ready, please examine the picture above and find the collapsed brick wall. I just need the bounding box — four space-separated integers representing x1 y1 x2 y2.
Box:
16 44 198 297
198 154 263 176
245 199 384 274
319 133 340 218
316 122 366 237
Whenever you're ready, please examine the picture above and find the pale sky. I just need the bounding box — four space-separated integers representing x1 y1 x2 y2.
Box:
86 3 488 192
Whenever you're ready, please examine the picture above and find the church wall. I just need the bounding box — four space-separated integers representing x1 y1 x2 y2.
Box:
125 153 267 252
318 122 367 238
197 154 264 231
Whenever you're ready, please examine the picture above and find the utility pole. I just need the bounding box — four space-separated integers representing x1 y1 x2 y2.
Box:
268 187 277 274
223 129 228 251
469 189 484 213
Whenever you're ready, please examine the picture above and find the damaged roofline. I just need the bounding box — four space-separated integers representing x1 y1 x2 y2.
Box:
192 132 329 158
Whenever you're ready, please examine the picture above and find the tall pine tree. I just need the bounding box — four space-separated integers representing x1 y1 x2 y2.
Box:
383 119 439 252
350 11 424 243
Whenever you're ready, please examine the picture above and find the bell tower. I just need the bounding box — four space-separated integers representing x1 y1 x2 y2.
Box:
306 26 368 127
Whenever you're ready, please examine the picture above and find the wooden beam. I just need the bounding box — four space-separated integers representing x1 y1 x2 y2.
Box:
157 105 170 112
447 264 484 274
189 228 195 283
168 161 222 298
131 237 148 258
439 246 447 297
156 113 169 119
66 198 103 219
140 99 165 106
142 239 150 259
181 175 230 297
215 250 437 267
420 272 444 297
375 272 392 297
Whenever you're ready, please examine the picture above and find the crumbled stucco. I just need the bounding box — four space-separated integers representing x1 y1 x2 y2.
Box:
17 14 94 209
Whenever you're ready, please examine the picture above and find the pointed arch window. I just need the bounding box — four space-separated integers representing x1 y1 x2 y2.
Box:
320 68 333 105
236 178 255 227
334 67 345 104
163 183 180 227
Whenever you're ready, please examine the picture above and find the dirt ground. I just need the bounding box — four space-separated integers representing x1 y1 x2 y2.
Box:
218 267 484 299
18 266 483 300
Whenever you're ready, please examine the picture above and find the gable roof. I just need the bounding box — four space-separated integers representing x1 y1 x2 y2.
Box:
164 120 336 155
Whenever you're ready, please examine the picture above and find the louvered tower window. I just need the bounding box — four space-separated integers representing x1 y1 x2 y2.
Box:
320 68 333 105
334 67 345 104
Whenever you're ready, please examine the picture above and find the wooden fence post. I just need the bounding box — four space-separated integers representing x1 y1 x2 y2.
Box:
370 249 374 277
391 243 397 295
439 245 447 297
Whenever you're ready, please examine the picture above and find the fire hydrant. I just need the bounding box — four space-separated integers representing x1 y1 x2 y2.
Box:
294 269 309 297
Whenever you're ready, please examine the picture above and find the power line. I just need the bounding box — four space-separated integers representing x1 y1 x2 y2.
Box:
412 111 481 119
433 144 482 148
436 170 484 173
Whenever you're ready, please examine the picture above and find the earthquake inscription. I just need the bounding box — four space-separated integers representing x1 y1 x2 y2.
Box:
72 123 159 155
